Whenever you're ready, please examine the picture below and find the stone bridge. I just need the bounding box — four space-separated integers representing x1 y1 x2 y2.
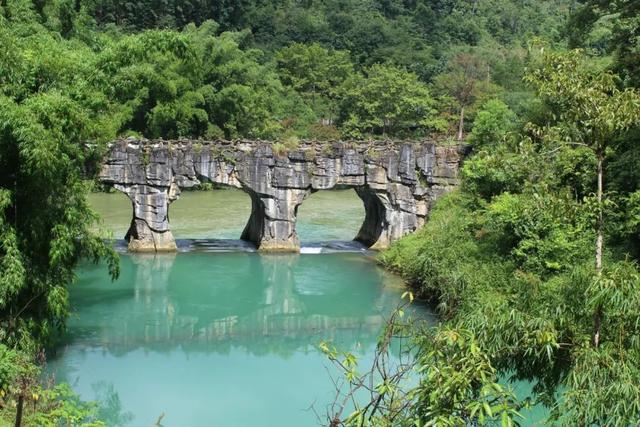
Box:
99 139 462 252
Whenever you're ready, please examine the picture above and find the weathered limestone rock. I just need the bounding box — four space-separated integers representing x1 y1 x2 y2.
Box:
99 139 463 252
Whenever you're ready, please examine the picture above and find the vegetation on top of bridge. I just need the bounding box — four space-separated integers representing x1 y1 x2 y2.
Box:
106 136 468 159
107 136 454 149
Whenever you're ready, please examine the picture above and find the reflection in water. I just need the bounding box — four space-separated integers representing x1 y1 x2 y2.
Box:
92 382 134 427
62 254 405 354
48 253 431 426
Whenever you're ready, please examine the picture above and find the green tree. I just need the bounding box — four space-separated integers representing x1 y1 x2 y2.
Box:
322 299 522 426
337 64 443 137
0 93 118 349
381 51 640 425
434 53 498 140
0 344 107 426
468 99 516 147
275 42 353 120
570 0 640 86
525 50 640 346
90 24 298 139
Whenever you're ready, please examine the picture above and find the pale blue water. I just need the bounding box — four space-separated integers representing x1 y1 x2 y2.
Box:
48 253 430 426
48 191 548 426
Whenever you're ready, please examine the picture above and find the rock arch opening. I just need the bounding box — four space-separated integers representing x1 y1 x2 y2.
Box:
295 188 366 244
354 187 387 248
167 185 251 240
88 189 134 239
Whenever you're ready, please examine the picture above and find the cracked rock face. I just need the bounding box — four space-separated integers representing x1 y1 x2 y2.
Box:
99 138 463 252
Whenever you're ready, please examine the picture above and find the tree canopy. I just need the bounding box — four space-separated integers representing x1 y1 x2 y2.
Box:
0 0 578 140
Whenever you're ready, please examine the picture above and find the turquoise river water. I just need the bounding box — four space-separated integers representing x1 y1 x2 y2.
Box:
47 189 546 426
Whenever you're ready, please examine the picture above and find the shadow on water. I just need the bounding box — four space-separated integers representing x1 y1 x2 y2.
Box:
171 238 369 253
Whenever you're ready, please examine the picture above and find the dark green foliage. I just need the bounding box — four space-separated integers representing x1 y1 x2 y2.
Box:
336 64 443 137
0 9 122 426
0 21 121 416
25 0 574 138
0 344 106 425
412 328 523 426
433 52 499 138
570 0 640 85
0 0 578 140
381 50 640 425
0 92 119 348
275 42 352 122
467 99 516 147
322 296 523 426
382 191 640 424
90 25 298 139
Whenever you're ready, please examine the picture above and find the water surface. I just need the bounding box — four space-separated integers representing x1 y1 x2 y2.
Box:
55 190 548 426
49 253 430 426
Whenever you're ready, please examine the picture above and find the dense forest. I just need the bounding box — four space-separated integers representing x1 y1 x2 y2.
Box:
1 0 640 425
1 0 576 141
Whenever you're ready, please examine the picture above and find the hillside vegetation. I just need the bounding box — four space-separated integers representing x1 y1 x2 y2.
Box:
1 0 574 141
380 2 640 425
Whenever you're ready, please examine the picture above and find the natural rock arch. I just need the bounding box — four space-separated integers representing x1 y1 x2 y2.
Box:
99 139 462 252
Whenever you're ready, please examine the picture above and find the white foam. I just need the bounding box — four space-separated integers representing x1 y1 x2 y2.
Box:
300 247 323 254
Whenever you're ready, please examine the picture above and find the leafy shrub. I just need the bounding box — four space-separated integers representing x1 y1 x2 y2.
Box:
468 99 517 147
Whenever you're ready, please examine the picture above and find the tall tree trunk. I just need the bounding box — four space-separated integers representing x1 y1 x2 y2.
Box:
14 395 23 427
595 148 604 274
593 147 604 348
457 106 465 141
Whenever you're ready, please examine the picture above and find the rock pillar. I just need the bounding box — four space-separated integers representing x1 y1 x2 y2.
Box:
118 183 179 252
236 145 310 251
99 141 181 252
240 188 309 251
